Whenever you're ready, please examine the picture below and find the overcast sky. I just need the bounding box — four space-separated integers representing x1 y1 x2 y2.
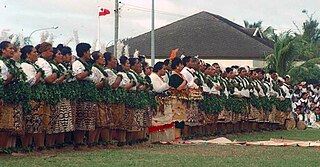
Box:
0 0 319 48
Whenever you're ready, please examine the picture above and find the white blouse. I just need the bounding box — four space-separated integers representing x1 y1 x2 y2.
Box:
150 72 169 93
118 71 131 88
91 66 105 84
21 62 37 86
72 60 94 81
105 68 117 86
35 57 52 78
0 60 9 80
181 66 198 89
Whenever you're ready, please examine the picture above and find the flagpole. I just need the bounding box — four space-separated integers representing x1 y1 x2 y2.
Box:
151 0 155 66
114 0 119 58
98 15 101 50
97 5 101 51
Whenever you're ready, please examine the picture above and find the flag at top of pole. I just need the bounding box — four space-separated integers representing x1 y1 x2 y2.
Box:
99 7 110 16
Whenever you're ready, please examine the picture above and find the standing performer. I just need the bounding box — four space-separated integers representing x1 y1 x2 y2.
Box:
49 47 74 146
72 43 97 148
169 57 188 141
103 52 122 142
149 62 174 143
0 41 24 148
91 51 109 145
20 45 43 149
35 42 58 149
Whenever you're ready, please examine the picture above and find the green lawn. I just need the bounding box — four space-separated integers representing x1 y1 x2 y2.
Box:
1 129 320 167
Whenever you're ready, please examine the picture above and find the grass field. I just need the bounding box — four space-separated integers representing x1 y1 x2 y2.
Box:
1 129 320 167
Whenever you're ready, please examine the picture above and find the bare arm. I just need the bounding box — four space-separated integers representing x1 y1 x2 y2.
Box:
75 71 90 81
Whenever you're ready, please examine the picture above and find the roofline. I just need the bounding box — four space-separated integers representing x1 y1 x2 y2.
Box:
207 13 274 48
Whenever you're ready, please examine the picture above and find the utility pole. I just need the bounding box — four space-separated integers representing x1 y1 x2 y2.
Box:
114 0 119 58
151 0 155 65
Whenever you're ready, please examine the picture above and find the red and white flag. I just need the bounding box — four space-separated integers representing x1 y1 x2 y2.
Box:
99 7 110 16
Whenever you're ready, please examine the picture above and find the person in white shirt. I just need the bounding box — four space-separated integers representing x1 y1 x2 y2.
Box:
33 42 59 148
60 46 74 82
20 45 43 148
72 43 97 147
150 62 170 93
306 110 318 128
279 77 291 99
162 59 171 84
91 51 110 144
181 56 198 89
50 48 67 85
118 56 135 90
128 57 146 91
0 41 14 85
298 92 309 112
35 42 58 84
104 52 122 89
236 67 251 98
90 51 106 88
20 45 42 86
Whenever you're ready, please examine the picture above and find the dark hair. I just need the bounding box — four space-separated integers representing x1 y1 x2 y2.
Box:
296 105 302 110
118 56 128 72
35 44 41 54
103 52 112 66
76 43 91 57
52 47 59 59
57 44 64 51
254 68 263 74
61 46 72 56
301 92 308 98
238 67 246 73
205 63 211 70
129 57 138 67
20 45 34 60
119 56 128 65
91 51 100 63
0 41 11 55
269 69 276 74
226 67 233 74
142 62 149 72
138 55 145 62
212 63 219 67
231 65 239 69
153 62 164 72
182 56 191 66
38 42 52 54
164 59 170 66
294 88 301 94
171 57 182 70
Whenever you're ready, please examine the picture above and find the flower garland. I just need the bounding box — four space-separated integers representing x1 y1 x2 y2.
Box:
49 60 63 77
0 56 27 82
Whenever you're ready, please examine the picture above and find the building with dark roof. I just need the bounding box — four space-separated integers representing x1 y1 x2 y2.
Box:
107 11 273 67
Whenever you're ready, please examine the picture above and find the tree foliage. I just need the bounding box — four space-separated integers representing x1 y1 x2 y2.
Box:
243 20 275 40
288 58 320 85
265 32 297 77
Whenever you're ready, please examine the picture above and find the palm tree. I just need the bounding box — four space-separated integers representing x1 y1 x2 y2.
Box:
294 10 320 60
302 10 320 43
266 31 297 77
243 20 275 40
243 20 262 28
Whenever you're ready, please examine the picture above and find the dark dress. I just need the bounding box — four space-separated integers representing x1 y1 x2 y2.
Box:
169 73 184 89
